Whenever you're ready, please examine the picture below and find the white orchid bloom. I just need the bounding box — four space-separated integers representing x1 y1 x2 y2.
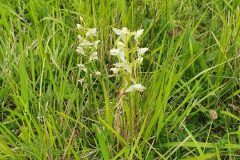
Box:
78 78 84 85
86 28 97 37
119 51 125 62
93 40 100 49
110 48 125 62
113 27 129 36
125 84 145 93
134 29 144 40
79 40 93 46
117 41 124 48
89 52 98 61
75 47 85 55
77 64 87 73
114 62 131 73
138 48 148 57
76 24 82 29
113 27 129 42
95 71 101 76
110 48 120 56
77 35 83 41
110 67 120 74
136 57 143 64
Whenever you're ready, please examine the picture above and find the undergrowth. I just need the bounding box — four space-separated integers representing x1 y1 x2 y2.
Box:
0 0 240 159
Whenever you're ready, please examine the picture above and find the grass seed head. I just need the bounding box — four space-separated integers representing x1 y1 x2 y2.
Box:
209 109 218 121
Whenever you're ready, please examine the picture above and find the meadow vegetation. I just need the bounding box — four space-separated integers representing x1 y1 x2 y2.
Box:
0 0 240 159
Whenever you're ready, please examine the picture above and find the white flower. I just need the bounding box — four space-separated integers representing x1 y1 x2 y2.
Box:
78 78 84 85
136 48 148 64
77 35 83 41
110 67 120 74
136 57 143 64
118 50 125 62
113 27 129 41
95 71 101 76
79 40 93 46
134 29 144 40
77 64 87 72
76 24 82 29
113 27 129 36
75 47 85 55
110 48 125 62
125 84 145 93
93 40 100 49
138 48 148 57
79 39 100 49
117 41 124 48
86 28 97 36
110 48 120 55
114 62 131 73
89 52 98 61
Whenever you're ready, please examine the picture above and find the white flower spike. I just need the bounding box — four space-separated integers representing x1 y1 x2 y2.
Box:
79 40 93 46
125 84 146 93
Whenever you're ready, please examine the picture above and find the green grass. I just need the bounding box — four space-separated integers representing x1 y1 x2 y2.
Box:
0 0 240 159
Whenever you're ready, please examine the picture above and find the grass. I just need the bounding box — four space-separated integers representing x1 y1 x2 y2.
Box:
0 0 240 159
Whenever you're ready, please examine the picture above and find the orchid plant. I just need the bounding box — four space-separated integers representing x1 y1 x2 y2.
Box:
109 27 148 140
75 24 101 86
75 24 148 141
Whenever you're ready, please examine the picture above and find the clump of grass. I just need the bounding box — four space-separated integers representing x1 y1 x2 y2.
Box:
0 0 240 159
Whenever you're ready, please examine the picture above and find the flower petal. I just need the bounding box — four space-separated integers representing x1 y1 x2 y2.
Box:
125 84 145 93
112 28 122 35
112 27 129 36
86 28 97 36
95 71 101 76
77 64 87 72
118 49 125 62
117 41 124 48
114 62 131 73
80 40 93 46
89 52 98 61
75 47 85 55
138 48 148 57
76 24 82 29
110 67 120 74
110 48 125 62
77 35 83 41
134 29 144 40
110 48 120 56
78 78 84 85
